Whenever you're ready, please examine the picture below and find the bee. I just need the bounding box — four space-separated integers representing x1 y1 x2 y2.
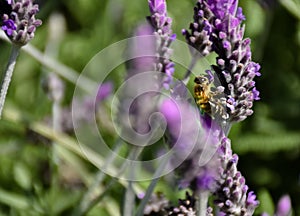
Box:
194 75 228 120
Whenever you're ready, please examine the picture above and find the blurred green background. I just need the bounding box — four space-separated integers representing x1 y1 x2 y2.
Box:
0 0 299 215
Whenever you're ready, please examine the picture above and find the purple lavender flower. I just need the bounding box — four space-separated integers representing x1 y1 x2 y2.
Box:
167 192 197 215
276 195 292 216
184 0 261 122
44 73 65 102
117 24 161 142
116 1 176 144
210 0 261 122
214 137 259 215
160 98 223 191
96 82 113 102
148 0 166 15
182 0 214 56
143 192 169 215
1 19 16 36
143 191 198 215
126 23 156 75
1 0 42 46
147 0 176 89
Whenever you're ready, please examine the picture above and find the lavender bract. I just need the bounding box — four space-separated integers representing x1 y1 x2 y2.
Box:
1 0 42 46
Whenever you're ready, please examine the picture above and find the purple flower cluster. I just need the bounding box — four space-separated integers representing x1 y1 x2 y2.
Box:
183 0 261 122
119 1 263 215
1 0 42 46
182 0 214 57
116 1 176 145
117 24 161 142
160 97 259 215
147 0 176 89
160 98 223 192
214 137 259 215
143 192 196 215
276 195 292 216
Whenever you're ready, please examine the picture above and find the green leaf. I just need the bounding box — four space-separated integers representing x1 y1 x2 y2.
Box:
13 162 32 190
242 1 266 37
279 0 300 20
256 189 275 215
47 188 81 214
233 132 300 153
0 188 29 209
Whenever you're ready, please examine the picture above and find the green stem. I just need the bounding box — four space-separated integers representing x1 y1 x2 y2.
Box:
74 139 123 216
74 146 143 216
123 177 135 216
135 151 170 216
50 81 64 189
0 32 95 94
196 190 209 216
0 45 20 118
122 146 143 216
76 179 117 216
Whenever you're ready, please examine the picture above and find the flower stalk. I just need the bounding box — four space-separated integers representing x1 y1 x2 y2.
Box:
0 0 42 118
196 190 209 216
0 44 20 118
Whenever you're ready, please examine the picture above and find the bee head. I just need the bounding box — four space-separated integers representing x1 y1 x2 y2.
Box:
194 76 209 85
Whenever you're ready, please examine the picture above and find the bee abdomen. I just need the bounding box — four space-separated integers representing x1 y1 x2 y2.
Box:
195 94 211 114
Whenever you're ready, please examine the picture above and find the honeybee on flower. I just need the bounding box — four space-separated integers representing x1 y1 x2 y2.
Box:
194 73 228 120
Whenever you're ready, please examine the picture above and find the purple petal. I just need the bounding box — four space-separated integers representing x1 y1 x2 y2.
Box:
276 195 291 216
247 191 259 206
96 82 113 102
223 41 231 50
236 7 246 21
170 33 176 41
148 0 166 15
252 87 260 100
2 19 17 36
159 98 180 126
196 171 215 190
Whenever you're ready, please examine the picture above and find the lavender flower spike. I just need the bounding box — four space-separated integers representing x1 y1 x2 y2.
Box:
207 0 261 122
276 195 292 216
147 0 176 89
182 0 214 57
1 0 42 46
214 137 259 215
185 0 261 122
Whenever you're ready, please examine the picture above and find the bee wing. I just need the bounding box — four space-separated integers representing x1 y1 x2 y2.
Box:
209 97 229 120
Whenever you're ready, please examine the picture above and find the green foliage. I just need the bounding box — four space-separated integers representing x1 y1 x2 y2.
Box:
257 189 275 215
